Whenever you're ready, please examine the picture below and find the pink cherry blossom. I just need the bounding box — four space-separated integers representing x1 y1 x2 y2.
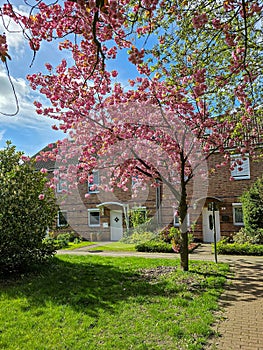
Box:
21 155 30 162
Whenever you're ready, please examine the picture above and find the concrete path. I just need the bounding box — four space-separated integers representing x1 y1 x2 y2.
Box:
57 243 263 349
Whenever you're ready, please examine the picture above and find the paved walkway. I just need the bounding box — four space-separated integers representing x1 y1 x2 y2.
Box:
57 243 263 349
205 258 263 350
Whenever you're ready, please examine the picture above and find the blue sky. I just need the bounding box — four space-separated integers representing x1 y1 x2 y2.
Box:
0 2 65 155
0 2 138 156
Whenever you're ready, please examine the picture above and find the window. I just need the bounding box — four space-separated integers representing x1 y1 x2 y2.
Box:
88 170 99 193
129 207 147 227
57 211 68 227
174 214 180 226
230 155 250 180
88 209 100 227
56 177 67 193
232 203 244 225
174 212 190 227
131 176 137 189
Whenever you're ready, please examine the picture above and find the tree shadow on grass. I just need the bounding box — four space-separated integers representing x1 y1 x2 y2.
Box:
0 255 175 318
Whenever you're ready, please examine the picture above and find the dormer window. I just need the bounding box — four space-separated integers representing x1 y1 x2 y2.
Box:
56 177 67 193
230 154 250 180
88 170 99 193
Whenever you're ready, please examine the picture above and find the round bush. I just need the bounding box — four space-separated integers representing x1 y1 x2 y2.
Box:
0 142 57 274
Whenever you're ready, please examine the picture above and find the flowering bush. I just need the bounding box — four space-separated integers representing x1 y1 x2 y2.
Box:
0 142 57 275
159 225 179 243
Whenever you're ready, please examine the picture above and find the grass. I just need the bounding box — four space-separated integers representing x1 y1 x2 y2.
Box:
87 242 136 252
64 241 96 250
62 241 136 252
0 255 229 350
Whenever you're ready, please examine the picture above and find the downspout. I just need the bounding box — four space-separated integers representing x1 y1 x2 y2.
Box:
123 204 129 232
156 180 162 225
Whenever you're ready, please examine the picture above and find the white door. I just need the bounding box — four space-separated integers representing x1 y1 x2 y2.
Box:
110 210 123 241
202 208 220 243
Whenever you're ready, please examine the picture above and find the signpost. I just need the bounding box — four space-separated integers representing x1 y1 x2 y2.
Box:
208 202 219 263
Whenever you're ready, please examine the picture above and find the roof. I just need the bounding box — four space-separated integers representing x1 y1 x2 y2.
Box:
32 144 57 172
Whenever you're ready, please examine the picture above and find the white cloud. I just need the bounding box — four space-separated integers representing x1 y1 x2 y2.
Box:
0 5 68 155
0 5 28 56
0 129 6 141
0 65 56 130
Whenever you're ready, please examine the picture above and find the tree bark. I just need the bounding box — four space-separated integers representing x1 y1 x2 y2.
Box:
180 230 189 271
179 174 189 271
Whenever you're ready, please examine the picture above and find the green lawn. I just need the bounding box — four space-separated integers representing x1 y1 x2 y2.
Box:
0 255 229 350
63 242 136 252
64 241 97 250
64 241 136 251
87 242 136 252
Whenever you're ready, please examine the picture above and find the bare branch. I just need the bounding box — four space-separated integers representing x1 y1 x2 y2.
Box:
0 61 19 117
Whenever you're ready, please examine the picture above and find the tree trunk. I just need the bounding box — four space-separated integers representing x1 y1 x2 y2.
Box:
179 180 189 271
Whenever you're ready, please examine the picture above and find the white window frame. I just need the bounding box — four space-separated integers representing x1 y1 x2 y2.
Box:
56 176 67 193
88 170 100 194
88 209 100 227
129 206 147 223
230 154 250 180
57 210 68 227
232 203 244 226
131 206 147 214
174 212 190 227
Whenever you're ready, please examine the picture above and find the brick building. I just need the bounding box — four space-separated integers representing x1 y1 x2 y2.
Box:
35 146 263 242
189 150 263 242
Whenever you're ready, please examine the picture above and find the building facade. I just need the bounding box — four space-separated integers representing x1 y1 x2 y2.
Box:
35 146 263 242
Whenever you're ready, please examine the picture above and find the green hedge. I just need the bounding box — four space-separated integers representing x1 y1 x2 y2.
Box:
135 241 174 253
216 241 263 255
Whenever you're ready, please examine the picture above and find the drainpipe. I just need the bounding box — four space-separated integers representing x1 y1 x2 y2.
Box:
123 204 129 232
212 202 218 264
156 180 162 226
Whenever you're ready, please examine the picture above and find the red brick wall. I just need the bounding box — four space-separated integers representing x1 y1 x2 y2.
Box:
53 149 262 241
159 150 263 241
56 180 158 241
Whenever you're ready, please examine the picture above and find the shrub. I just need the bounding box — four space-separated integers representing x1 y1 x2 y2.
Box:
129 207 149 228
0 142 57 275
73 237 82 244
135 239 200 254
216 240 263 255
55 233 71 248
241 176 263 231
135 241 174 253
120 231 157 244
159 224 173 243
233 227 263 245
159 225 193 244
47 231 82 249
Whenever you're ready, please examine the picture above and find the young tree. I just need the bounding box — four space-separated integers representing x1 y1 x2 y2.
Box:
1 1 262 270
0 142 57 274
241 176 263 231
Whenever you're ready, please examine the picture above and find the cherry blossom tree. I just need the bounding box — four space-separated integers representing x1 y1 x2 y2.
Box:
0 33 9 62
1 0 262 270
